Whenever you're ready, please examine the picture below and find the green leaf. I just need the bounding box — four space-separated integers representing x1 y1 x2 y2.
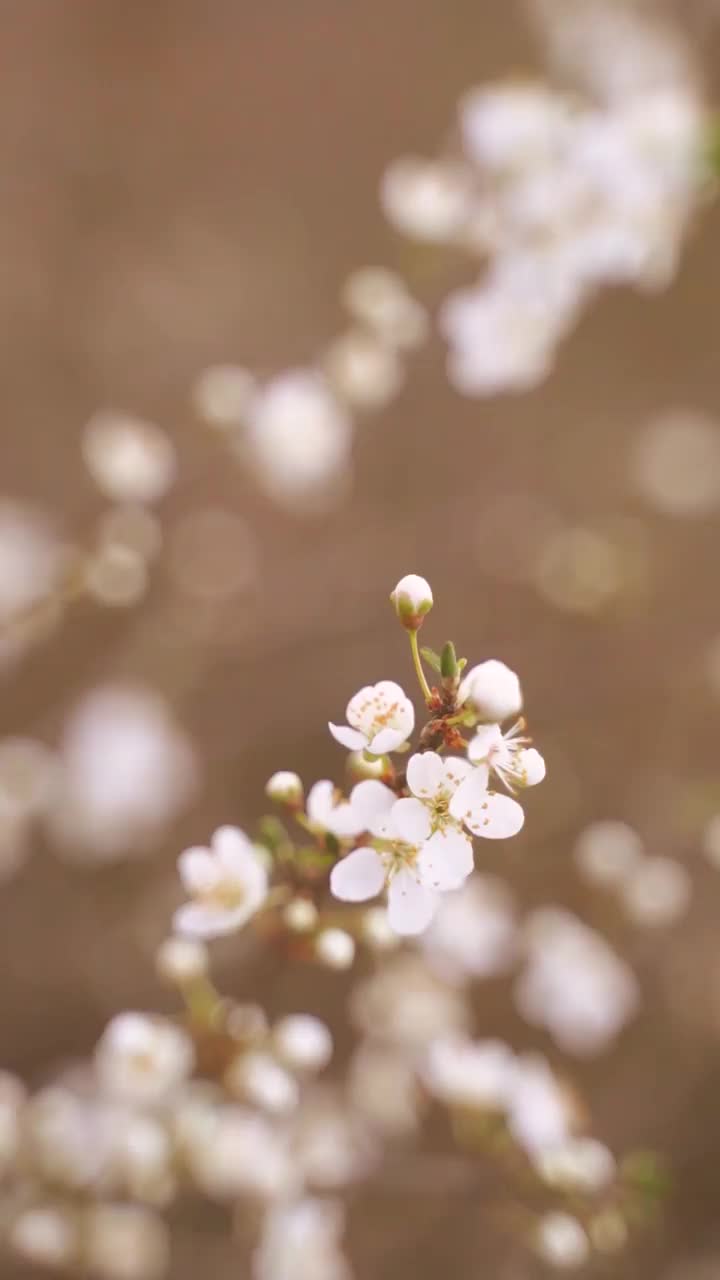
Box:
419 646 442 673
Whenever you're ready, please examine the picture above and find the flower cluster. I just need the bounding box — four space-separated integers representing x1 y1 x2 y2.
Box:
170 575 544 941
0 576 665 1280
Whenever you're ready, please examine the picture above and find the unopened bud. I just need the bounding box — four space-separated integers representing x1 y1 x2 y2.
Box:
346 750 387 783
265 771 303 806
283 897 318 933
155 937 208 986
315 928 355 969
459 659 522 722
390 574 433 630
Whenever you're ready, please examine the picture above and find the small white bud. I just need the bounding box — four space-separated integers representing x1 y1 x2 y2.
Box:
390 574 433 629
315 928 355 969
283 898 319 933
459 659 522 722
273 1014 333 1073
265 770 304 805
155 936 208 986
536 1212 589 1269
346 750 386 782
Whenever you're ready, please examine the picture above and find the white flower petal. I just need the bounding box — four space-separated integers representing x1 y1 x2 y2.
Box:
173 902 253 939
213 825 255 873
330 847 386 902
441 757 474 791
369 726 408 755
391 797 432 844
329 723 367 751
517 747 546 787
467 725 504 763
406 751 445 798
178 847 217 893
417 829 475 889
449 772 490 825
350 779 397 838
306 780 334 825
387 870 438 935
466 792 525 839
307 781 361 837
374 680 408 703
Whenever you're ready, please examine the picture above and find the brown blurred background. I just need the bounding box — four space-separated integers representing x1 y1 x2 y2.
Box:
3 2 720 1276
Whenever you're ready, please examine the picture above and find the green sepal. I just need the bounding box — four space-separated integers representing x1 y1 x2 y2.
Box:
419 646 442 673
441 641 458 679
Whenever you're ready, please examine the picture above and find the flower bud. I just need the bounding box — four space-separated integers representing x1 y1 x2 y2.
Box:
346 750 387 783
315 928 355 969
459 660 522 722
265 771 303 806
283 898 318 933
273 1014 333 1072
390 574 433 630
155 937 208 986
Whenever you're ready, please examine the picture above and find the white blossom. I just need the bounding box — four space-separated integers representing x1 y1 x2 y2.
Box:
174 825 268 939
399 751 525 843
330 776 475 936
329 680 415 755
467 722 546 791
306 780 364 839
390 573 433 627
620 855 691 927
458 659 523 722
245 370 352 506
95 1014 193 1105
517 909 639 1055
460 82 573 172
274 1015 333 1074
421 1036 515 1111
350 954 469 1047
508 1054 574 1155
422 874 517 983
574 820 643 887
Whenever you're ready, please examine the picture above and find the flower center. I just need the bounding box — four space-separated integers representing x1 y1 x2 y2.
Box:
201 880 246 911
429 789 453 831
381 841 419 877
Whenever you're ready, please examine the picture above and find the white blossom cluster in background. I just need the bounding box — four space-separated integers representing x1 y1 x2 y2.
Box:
0 575 666 1279
0 685 197 879
382 2 707 397
187 0 714 522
